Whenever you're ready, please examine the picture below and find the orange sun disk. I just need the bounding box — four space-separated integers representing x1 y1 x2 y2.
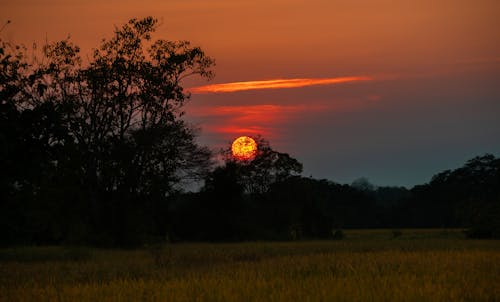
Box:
231 136 257 160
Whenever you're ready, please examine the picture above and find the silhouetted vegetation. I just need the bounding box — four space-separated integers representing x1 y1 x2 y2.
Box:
1 17 499 247
1 17 214 246
406 154 500 238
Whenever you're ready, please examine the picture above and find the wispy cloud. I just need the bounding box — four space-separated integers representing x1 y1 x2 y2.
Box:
186 94 382 150
190 76 373 94
190 104 324 139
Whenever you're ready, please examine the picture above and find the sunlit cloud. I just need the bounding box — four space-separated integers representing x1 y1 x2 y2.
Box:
189 101 359 140
190 76 373 94
186 95 382 149
210 125 267 136
189 104 322 139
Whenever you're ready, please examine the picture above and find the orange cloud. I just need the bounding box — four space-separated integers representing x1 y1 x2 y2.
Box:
186 95 381 149
190 76 373 94
192 104 328 140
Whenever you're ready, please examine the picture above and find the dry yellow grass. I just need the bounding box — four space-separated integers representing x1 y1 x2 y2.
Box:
1 229 499 301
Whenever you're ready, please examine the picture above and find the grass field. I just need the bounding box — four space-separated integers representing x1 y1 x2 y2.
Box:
1 229 499 301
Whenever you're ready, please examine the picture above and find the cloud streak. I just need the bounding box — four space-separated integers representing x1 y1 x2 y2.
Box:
190 76 373 94
188 97 377 141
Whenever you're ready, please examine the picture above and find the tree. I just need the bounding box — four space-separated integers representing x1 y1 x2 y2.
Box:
36 17 214 197
189 137 303 241
1 37 72 244
405 154 500 235
351 177 376 192
218 136 303 194
0 17 215 245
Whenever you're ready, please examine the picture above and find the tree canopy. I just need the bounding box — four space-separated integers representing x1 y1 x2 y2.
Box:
211 136 303 194
1 17 215 246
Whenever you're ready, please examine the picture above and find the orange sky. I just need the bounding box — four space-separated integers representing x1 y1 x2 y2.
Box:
2 0 499 186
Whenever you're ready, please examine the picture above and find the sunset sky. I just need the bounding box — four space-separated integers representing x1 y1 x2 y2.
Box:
2 0 499 187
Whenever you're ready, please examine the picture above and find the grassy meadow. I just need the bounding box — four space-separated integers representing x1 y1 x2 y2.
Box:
1 229 499 301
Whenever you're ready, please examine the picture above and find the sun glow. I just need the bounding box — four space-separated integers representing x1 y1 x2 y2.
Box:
190 76 373 94
231 136 258 160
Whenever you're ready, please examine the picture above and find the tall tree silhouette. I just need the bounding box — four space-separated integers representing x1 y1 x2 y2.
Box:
0 17 214 245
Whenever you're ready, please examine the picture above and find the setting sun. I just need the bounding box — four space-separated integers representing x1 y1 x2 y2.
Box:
231 136 257 160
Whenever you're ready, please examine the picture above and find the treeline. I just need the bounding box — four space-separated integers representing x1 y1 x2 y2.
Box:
1 18 499 247
169 153 500 242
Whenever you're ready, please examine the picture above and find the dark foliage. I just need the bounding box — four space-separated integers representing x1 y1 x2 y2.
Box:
1 17 214 246
1 19 499 246
168 153 499 241
406 154 500 238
